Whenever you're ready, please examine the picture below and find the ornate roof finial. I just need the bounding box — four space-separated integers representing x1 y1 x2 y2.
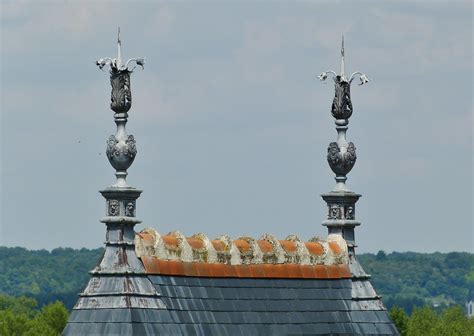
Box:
96 29 146 187
319 37 368 256
62 32 163 328
316 37 369 191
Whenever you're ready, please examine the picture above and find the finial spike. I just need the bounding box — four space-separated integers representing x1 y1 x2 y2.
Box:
340 35 345 79
117 27 122 69
341 35 344 57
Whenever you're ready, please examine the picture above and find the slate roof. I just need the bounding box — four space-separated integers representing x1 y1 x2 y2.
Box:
64 230 399 335
66 276 397 335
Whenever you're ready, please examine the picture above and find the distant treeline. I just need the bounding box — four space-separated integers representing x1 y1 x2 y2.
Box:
0 247 101 310
0 247 473 314
358 251 474 314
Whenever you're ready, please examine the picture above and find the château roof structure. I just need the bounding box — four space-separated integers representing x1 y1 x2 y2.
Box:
63 32 399 335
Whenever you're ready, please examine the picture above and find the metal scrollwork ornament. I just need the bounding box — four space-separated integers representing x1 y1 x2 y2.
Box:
125 135 137 157
110 68 132 113
327 142 356 176
344 142 357 167
327 142 342 167
105 134 137 172
106 135 119 157
331 77 353 119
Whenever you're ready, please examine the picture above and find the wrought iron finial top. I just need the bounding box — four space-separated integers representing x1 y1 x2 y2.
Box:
96 28 145 72
95 28 146 114
317 36 369 121
317 36 368 87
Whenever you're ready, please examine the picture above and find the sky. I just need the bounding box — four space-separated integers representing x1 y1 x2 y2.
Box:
0 1 472 253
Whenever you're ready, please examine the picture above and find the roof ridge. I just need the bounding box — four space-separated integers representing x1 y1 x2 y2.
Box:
135 228 348 267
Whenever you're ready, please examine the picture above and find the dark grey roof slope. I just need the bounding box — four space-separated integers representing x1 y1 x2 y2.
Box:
64 275 398 335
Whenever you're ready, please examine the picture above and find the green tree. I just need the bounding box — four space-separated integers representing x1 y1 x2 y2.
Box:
36 301 69 334
389 306 408 336
0 310 29 335
405 305 474 336
24 319 57 336
0 295 37 317
376 250 387 261
0 295 68 336
432 305 473 336
407 306 439 336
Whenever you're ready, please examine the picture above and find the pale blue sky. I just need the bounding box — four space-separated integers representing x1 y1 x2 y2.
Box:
1 1 472 252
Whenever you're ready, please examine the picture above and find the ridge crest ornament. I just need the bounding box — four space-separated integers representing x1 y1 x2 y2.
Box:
317 36 368 192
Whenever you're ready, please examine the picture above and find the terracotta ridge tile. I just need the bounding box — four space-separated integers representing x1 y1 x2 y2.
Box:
328 241 342 254
234 239 251 253
279 240 297 253
305 241 324 255
187 237 205 250
141 258 351 279
162 235 179 248
211 240 226 252
257 240 274 253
